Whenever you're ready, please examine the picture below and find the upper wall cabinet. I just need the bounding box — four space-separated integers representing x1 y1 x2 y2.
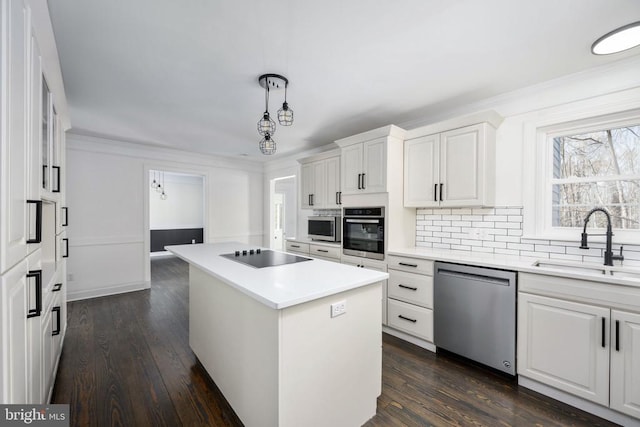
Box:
1 0 30 275
299 152 341 209
404 117 501 208
336 125 405 196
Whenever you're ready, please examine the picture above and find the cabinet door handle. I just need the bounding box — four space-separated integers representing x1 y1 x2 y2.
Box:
63 238 69 258
439 182 443 202
42 165 47 188
52 166 61 193
434 184 438 202
362 173 366 189
338 191 342 205
291 244 300 248
62 207 68 226
53 282 62 292
317 249 329 253
398 262 418 268
52 306 61 336
336 192 339 205
398 284 418 291
26 200 43 243
357 173 362 190
615 320 620 352
601 317 606 348
27 270 43 318
398 315 417 323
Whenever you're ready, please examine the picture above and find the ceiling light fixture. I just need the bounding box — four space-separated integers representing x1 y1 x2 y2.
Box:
257 74 293 155
591 21 640 55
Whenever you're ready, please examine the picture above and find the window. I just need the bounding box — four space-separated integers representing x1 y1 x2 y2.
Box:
551 124 640 230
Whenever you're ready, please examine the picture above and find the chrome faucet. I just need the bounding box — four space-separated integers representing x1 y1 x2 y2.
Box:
579 207 624 266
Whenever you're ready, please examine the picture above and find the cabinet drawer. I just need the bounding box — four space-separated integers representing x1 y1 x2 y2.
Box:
309 244 340 260
388 270 433 308
387 255 433 275
387 299 433 342
285 241 309 254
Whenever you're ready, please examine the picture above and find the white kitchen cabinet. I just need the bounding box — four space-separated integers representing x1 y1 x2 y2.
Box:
0 259 28 403
610 309 640 419
342 256 387 325
386 255 434 344
518 272 640 424
404 122 496 207
1 0 30 275
1 0 68 404
299 153 341 209
309 243 340 261
339 137 387 195
336 125 406 196
285 240 309 255
518 292 610 406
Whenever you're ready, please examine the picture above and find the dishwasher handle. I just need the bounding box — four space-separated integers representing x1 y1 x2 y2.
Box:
436 268 512 287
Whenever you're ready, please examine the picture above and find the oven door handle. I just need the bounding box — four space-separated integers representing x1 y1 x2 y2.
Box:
345 219 381 224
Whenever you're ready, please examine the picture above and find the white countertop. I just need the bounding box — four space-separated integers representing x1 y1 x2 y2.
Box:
167 242 389 309
286 237 341 248
389 247 640 288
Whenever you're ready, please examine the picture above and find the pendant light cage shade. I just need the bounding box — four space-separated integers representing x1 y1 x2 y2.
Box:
259 133 277 155
277 102 293 126
257 112 276 136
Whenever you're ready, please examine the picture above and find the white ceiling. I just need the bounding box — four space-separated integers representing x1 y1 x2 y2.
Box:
48 0 640 160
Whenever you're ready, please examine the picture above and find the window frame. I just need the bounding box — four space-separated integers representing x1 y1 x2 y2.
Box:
531 109 640 243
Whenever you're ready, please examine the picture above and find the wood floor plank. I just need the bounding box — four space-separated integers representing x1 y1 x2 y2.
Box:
52 256 621 427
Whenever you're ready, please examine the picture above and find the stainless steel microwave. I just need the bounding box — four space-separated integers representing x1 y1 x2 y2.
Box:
308 216 341 242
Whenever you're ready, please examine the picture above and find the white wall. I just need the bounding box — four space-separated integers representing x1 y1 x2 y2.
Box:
149 171 204 230
66 134 263 300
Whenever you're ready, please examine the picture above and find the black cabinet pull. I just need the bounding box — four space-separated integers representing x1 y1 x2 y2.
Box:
62 207 68 226
601 317 606 348
317 249 329 253
357 173 362 190
615 320 620 352
27 270 42 318
52 306 61 336
338 191 342 205
53 282 62 292
398 284 418 291
434 184 438 202
336 192 339 205
63 238 69 258
26 200 42 243
398 262 418 268
42 165 47 188
439 182 443 202
398 315 417 323
52 165 61 193
362 173 366 189
291 244 300 248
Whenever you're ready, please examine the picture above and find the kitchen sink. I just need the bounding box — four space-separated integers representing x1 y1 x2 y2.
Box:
532 259 640 283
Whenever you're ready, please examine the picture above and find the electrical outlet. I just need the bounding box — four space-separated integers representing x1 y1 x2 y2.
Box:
331 300 347 318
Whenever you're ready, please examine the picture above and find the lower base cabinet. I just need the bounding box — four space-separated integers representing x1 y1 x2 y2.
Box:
342 256 387 325
518 285 640 420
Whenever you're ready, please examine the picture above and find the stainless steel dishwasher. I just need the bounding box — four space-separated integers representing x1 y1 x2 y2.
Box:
434 262 517 375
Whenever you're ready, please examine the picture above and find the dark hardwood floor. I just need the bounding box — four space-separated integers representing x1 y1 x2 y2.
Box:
52 256 619 426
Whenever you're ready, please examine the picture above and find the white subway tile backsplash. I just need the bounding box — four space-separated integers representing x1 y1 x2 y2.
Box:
413 206 639 263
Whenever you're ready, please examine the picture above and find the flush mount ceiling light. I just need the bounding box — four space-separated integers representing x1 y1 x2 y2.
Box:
591 21 640 55
257 73 293 155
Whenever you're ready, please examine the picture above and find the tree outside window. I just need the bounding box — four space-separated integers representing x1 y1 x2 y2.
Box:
552 125 640 230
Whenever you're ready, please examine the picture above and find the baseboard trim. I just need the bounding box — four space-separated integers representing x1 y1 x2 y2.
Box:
67 281 150 301
518 376 638 426
382 326 436 353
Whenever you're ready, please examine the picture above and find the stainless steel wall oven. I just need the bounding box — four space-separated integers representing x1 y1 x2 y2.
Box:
342 207 385 260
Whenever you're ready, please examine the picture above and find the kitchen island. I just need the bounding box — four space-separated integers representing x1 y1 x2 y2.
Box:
166 242 389 427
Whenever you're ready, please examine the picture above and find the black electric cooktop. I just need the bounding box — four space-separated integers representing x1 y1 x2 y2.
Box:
220 249 312 269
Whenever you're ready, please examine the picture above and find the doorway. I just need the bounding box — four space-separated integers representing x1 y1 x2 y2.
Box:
270 176 296 250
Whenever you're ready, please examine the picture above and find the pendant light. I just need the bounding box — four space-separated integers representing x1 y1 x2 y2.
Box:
160 171 167 200
277 81 293 126
256 74 293 155
259 132 276 155
151 170 159 189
